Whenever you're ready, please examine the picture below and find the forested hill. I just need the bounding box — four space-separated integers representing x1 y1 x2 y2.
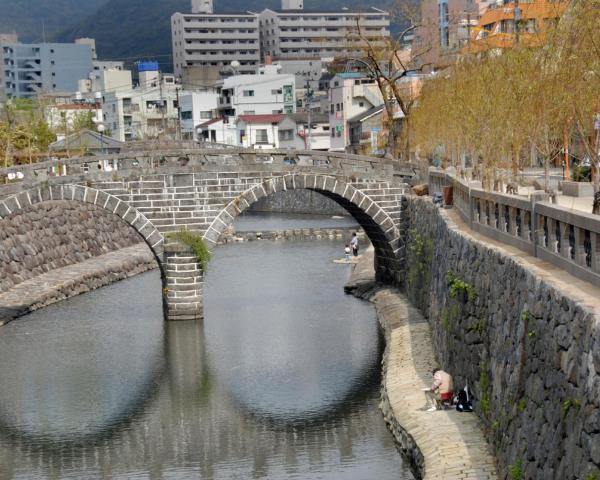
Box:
0 0 107 41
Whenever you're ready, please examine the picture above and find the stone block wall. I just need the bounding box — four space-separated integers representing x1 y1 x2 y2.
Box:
247 190 348 215
402 197 600 480
163 244 203 321
0 200 143 293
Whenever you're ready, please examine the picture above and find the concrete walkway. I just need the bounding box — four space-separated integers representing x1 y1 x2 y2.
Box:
0 243 157 326
347 250 498 480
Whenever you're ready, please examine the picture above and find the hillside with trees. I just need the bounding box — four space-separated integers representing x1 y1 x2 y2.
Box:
0 0 107 41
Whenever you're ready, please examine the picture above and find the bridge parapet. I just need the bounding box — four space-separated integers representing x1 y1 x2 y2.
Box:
0 148 414 193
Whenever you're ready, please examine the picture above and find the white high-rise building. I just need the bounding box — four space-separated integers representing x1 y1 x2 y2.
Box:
171 0 260 78
259 1 390 62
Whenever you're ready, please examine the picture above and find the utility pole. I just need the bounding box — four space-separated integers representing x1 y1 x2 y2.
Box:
176 86 182 141
305 78 313 150
158 70 166 139
514 0 521 45
466 13 471 47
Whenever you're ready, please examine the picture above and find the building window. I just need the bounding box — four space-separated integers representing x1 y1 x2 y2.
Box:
255 129 268 144
243 90 254 96
278 129 294 141
330 104 334 114
359 102 364 107
200 111 212 119
181 111 193 120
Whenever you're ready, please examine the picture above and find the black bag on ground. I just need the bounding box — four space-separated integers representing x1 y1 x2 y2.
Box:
456 386 473 412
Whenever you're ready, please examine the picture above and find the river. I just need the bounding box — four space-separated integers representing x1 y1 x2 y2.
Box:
0 214 414 479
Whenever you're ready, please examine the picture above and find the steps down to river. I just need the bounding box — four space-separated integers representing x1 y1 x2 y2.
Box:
346 249 498 480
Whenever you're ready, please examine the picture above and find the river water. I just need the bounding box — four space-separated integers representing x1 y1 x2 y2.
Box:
0 215 413 480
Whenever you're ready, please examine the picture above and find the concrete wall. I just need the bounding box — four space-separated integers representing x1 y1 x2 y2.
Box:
0 200 143 293
402 197 600 480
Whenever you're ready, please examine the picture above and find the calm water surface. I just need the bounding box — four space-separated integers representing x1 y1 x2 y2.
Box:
0 220 413 479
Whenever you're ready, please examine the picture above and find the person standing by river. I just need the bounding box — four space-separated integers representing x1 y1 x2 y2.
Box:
350 232 359 257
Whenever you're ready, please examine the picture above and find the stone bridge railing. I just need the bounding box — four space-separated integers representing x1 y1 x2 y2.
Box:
0 148 415 194
429 168 600 288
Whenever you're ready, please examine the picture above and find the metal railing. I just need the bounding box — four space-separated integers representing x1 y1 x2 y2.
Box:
428 168 600 287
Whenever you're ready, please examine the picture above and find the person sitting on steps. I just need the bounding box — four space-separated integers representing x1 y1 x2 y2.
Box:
424 368 454 412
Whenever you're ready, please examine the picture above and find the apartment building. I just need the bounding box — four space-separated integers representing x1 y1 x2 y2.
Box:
413 0 490 70
171 0 260 78
102 63 180 142
259 1 390 62
1 38 93 99
327 72 383 151
217 67 296 117
0 33 18 101
467 0 567 52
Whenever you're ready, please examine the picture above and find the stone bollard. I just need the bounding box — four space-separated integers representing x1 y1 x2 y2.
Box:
162 243 204 321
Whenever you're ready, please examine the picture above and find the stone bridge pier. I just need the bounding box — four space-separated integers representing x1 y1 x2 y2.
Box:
0 148 415 322
162 244 204 321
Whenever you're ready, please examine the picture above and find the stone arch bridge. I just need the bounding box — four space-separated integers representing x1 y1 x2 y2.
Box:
0 148 414 320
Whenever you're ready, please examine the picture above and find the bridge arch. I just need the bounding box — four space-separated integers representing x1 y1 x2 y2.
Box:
0 183 198 320
203 174 403 283
0 183 165 258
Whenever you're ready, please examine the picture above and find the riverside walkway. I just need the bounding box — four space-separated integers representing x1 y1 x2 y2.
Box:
346 249 498 480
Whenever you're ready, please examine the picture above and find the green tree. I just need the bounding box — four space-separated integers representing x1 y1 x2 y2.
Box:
71 111 98 132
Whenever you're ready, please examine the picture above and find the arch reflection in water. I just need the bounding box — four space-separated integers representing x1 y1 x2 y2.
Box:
0 237 413 479
0 273 165 445
204 240 384 424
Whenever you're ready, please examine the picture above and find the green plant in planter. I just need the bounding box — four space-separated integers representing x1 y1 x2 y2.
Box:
167 230 212 270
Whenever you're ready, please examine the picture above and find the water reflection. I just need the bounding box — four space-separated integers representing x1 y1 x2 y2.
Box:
0 239 413 479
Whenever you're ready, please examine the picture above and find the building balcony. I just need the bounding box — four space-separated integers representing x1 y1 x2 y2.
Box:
123 104 140 114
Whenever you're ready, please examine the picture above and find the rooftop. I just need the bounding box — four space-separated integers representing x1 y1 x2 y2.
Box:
237 114 286 124
261 7 388 15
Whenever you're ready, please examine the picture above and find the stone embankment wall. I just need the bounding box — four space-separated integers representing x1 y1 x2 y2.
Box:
0 200 144 293
248 190 348 215
218 227 364 244
403 197 600 480
0 244 157 326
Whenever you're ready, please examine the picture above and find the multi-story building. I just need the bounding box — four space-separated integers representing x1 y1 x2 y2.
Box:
217 66 296 117
171 0 260 78
468 0 567 52
102 63 180 142
1 39 93 98
179 89 220 139
0 33 18 101
413 0 485 70
327 72 383 151
259 1 390 62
